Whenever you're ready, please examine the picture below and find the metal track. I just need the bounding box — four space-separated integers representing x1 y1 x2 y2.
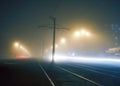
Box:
38 63 103 86
39 64 55 86
56 65 103 86
65 63 120 79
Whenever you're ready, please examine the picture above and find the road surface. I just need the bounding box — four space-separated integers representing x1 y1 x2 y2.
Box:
0 59 120 86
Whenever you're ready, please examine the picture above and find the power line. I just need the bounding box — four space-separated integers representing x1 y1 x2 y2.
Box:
50 0 62 17
38 17 69 63
38 0 66 63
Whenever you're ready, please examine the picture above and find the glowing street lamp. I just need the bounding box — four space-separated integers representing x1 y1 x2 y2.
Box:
55 44 58 48
61 38 66 44
74 29 91 38
13 42 31 56
20 45 30 55
86 32 91 37
14 42 20 48
80 30 91 37
74 31 81 37
81 30 86 35
20 45 24 49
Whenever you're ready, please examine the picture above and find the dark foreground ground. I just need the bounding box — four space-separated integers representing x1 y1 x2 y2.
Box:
0 59 120 86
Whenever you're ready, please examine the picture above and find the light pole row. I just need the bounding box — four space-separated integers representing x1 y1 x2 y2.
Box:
14 42 30 56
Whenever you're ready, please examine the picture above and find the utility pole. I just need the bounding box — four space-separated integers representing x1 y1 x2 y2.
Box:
52 17 56 63
38 17 69 63
41 40 44 57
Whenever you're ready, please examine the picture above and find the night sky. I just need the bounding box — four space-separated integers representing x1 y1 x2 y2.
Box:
0 0 120 58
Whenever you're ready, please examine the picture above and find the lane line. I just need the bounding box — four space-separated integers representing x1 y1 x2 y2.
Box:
39 64 55 86
78 64 120 74
66 64 120 79
56 66 103 86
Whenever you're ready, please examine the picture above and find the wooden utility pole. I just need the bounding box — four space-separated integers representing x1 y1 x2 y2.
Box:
52 17 56 63
38 17 68 63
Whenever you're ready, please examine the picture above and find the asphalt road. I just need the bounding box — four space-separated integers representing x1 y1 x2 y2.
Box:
0 59 120 86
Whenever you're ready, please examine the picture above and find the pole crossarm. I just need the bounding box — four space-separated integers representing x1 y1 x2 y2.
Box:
38 17 70 63
38 25 69 30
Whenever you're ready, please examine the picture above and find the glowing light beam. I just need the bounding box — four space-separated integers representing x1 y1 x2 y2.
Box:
54 55 120 66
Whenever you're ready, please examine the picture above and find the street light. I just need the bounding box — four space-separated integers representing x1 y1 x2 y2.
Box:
13 42 31 57
14 42 20 48
61 37 66 44
74 31 81 37
20 45 24 49
55 44 58 48
86 32 91 37
81 30 86 35
80 30 91 37
74 29 91 38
